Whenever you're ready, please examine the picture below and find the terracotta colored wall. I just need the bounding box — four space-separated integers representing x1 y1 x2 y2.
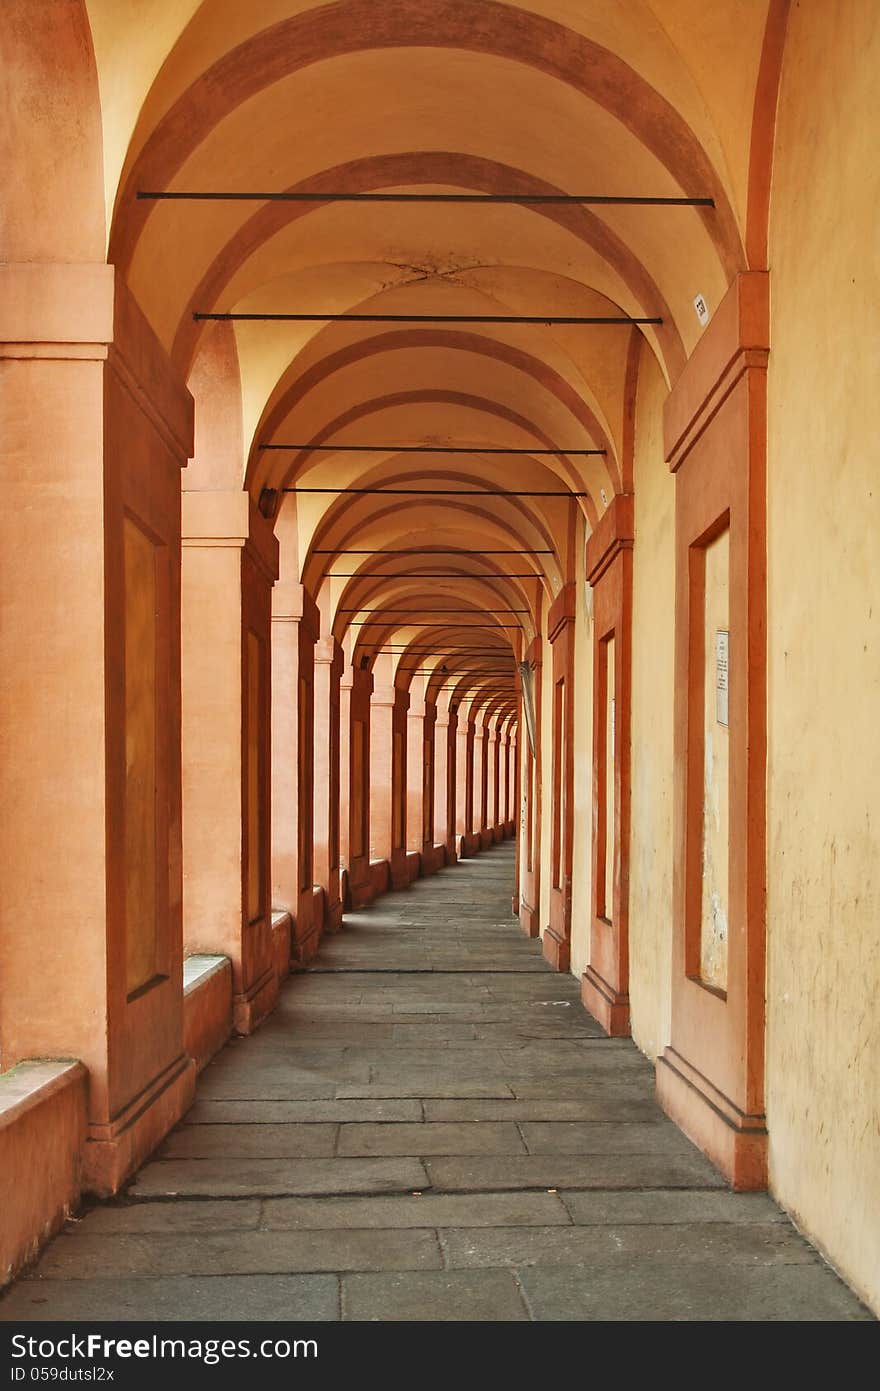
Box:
627 349 675 1059
765 1 880 1312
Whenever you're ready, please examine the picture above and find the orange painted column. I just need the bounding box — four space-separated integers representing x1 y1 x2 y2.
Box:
511 724 522 914
0 265 195 1194
406 694 439 875
455 705 478 857
487 715 501 839
182 492 279 1034
271 582 320 964
543 584 577 972
433 694 458 864
475 714 492 850
405 693 426 869
581 500 634 1033
313 636 343 932
656 273 770 1190
518 638 542 937
369 681 410 890
344 666 374 906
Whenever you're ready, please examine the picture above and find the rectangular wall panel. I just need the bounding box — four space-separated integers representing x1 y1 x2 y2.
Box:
124 515 159 997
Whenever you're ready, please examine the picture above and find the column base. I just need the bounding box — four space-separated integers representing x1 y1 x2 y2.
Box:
323 897 344 932
542 926 570 973
291 924 322 968
581 967 631 1037
656 1046 768 1191
519 899 540 938
479 828 494 850
233 964 278 1036
399 850 420 886
348 857 374 907
271 911 292 981
82 1053 196 1197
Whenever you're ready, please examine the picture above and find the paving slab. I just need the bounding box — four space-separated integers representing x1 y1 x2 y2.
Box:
423 1098 661 1123
440 1222 817 1268
518 1121 699 1157
161 1122 339 1159
262 1191 569 1230
27 1228 441 1279
559 1189 786 1226
0 1275 339 1322
129 1157 429 1198
426 1153 726 1192
341 1270 528 1321
184 1098 423 1124
336 1121 526 1157
72 1200 262 1234
516 1260 873 1321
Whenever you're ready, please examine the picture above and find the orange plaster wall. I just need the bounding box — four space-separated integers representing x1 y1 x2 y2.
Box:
626 347 675 1059
764 0 880 1313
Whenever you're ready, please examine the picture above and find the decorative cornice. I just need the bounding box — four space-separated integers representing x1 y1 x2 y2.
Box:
664 272 769 473
586 494 634 586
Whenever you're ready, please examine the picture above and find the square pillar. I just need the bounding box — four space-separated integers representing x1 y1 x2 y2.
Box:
455 705 478 858
406 695 439 873
656 273 769 1189
314 637 343 932
0 264 195 1194
543 584 577 972
343 666 374 906
433 696 458 864
181 491 279 1034
581 500 634 1033
272 584 320 964
370 684 410 889
474 715 492 850
519 639 542 937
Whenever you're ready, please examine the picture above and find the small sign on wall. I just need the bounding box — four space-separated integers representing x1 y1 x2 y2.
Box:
716 630 729 726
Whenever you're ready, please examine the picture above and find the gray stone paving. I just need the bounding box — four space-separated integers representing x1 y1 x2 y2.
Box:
1 842 871 1321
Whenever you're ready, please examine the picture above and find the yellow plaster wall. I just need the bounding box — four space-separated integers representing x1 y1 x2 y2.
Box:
627 347 675 1059
765 0 880 1315
569 516 594 980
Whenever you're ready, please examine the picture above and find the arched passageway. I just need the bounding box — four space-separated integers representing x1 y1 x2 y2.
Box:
0 0 878 1320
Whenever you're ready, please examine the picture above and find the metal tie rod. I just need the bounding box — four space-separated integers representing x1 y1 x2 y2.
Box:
263 444 604 456
348 621 523 628
285 487 587 496
338 607 529 613
140 190 713 206
326 572 539 578
314 548 554 555
196 312 661 324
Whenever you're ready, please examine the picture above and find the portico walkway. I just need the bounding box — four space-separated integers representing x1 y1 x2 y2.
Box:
1 844 869 1321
